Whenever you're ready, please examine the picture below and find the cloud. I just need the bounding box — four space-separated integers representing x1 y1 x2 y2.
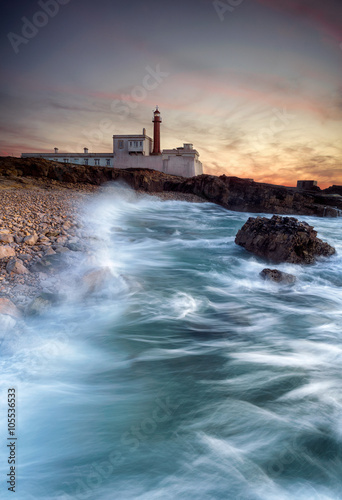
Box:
255 0 342 44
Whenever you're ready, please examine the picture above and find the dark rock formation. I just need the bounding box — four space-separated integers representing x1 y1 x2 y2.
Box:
235 215 336 264
260 268 296 284
322 185 342 196
1 156 342 217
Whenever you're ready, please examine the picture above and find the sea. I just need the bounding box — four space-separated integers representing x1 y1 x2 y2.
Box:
1 183 342 500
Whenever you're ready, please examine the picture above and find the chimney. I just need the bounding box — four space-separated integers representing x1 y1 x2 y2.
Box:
54 147 58 153
151 105 162 155
143 128 146 136
84 148 89 154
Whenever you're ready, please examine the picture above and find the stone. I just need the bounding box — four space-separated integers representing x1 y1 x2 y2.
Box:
53 246 70 253
66 242 83 252
56 236 68 245
0 234 14 243
81 267 112 294
30 254 66 273
235 215 336 264
0 298 21 318
44 247 56 256
23 233 38 245
260 268 296 284
26 292 60 316
6 258 30 274
18 254 33 261
0 246 16 259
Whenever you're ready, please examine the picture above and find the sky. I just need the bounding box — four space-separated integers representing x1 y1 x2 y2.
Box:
0 0 341 188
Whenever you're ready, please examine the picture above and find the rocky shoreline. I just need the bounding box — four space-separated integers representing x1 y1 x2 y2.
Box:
0 178 95 311
0 174 205 321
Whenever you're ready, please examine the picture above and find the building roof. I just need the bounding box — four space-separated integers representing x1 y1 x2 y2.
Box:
22 153 112 157
113 134 152 140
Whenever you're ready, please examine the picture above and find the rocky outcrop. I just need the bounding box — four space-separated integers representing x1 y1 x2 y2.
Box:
260 268 296 284
1 156 342 217
235 215 336 264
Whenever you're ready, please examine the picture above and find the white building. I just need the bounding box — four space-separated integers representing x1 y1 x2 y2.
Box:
22 107 203 178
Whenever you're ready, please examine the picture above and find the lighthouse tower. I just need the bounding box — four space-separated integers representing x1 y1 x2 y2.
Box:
152 105 162 155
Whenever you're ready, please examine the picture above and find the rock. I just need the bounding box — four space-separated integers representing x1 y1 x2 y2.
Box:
260 268 296 284
66 242 83 252
0 298 21 318
53 245 70 254
26 292 60 316
18 254 33 261
0 246 16 259
0 234 14 243
56 236 68 245
81 267 112 294
23 233 38 245
235 215 336 264
30 253 66 273
6 258 30 274
44 247 56 256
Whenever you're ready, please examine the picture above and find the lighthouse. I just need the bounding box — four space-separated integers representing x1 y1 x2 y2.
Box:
152 105 162 155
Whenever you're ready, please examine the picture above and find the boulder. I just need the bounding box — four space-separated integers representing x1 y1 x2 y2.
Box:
0 234 14 243
0 246 15 259
23 233 38 245
260 268 296 284
81 267 112 294
6 258 30 274
0 298 21 318
235 215 336 264
30 253 65 272
26 292 61 316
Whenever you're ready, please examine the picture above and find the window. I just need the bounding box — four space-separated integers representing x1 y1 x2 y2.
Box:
106 159 110 166
64 158 68 163
84 159 88 165
95 159 100 166
119 140 124 149
140 141 142 147
129 141 132 146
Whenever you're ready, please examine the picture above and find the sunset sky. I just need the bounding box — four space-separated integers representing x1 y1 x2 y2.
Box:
1 0 341 187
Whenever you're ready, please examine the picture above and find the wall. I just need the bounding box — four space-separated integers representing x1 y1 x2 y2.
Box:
163 156 203 177
113 154 164 172
21 153 113 167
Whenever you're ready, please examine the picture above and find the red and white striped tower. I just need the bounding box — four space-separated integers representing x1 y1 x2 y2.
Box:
152 105 162 155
